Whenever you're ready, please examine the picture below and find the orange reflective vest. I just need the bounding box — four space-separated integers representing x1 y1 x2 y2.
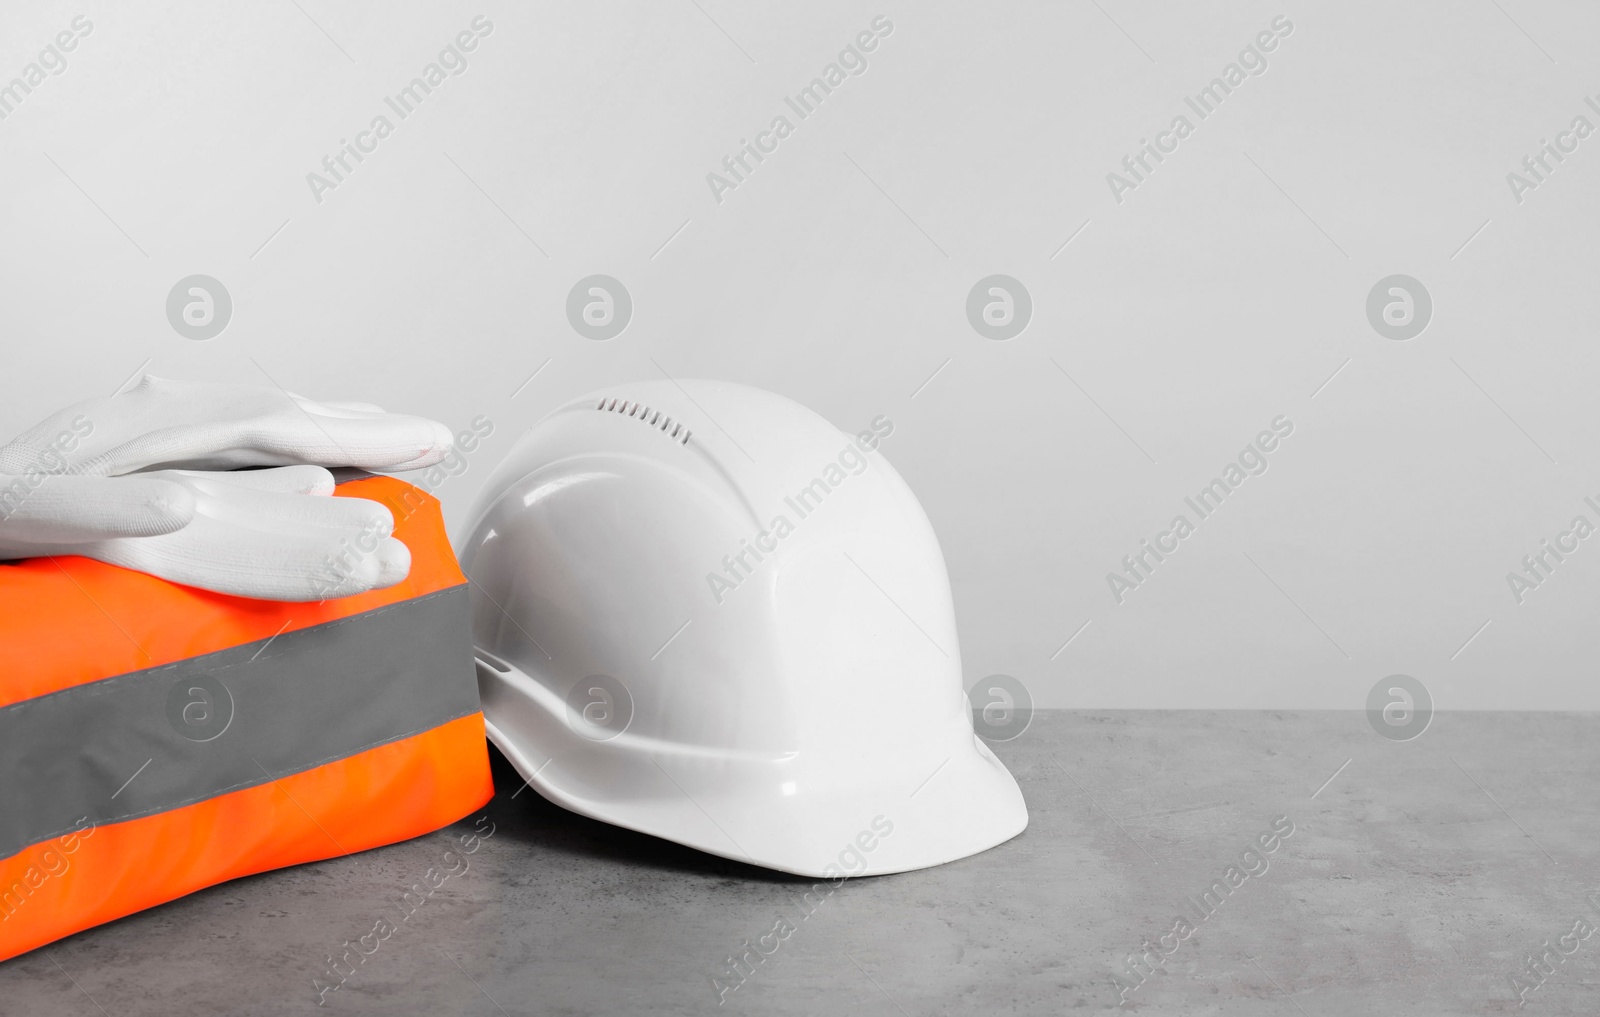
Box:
0 476 493 962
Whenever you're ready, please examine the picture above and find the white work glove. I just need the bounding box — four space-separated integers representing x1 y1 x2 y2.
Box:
0 375 455 601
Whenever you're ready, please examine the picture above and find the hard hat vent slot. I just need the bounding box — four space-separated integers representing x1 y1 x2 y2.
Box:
593 395 692 446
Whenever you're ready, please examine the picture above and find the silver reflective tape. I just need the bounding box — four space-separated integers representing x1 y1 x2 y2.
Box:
0 586 478 860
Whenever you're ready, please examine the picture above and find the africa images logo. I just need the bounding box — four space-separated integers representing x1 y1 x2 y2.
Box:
705 416 894 604
0 16 93 121
1106 415 1295 604
1105 16 1293 204
304 16 493 204
705 16 893 205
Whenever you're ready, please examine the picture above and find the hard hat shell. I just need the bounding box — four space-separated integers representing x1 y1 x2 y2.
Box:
458 380 1027 877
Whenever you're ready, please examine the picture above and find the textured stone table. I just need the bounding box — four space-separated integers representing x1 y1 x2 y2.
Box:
3 711 1595 1015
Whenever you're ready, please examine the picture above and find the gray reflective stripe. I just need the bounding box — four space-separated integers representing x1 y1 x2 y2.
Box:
0 585 478 860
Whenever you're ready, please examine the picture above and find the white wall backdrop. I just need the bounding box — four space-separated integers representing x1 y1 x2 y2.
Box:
3 0 1598 710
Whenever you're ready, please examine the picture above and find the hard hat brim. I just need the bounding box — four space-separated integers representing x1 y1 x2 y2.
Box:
480 661 1029 878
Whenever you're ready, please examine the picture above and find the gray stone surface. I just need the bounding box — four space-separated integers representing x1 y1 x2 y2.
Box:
2 711 1596 1015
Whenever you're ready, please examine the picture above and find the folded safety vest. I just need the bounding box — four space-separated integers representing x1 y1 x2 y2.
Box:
0 476 493 962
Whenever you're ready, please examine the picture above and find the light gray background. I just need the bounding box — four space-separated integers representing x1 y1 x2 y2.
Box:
4 0 1597 711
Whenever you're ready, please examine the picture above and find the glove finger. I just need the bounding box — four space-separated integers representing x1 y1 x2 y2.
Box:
0 474 194 547
292 395 388 416
0 394 104 476
145 465 337 498
194 487 396 538
5 376 453 475
86 519 411 602
266 412 456 472
96 412 456 475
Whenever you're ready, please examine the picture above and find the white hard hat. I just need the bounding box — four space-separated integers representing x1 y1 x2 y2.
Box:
458 380 1027 877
